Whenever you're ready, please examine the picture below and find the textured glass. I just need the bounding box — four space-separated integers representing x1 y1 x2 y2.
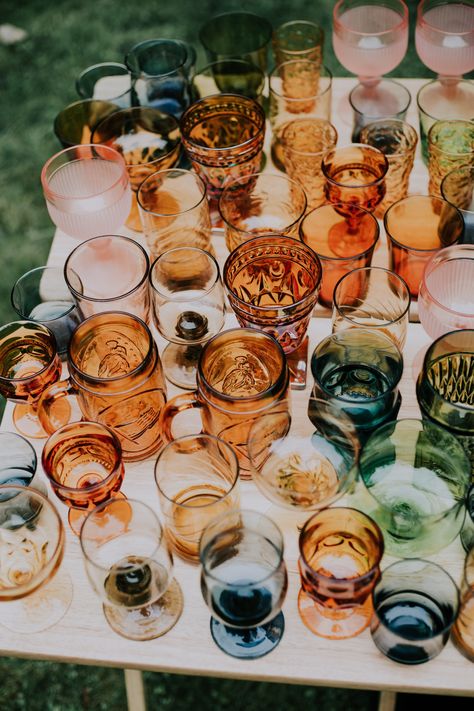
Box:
441 165 474 245
273 20 324 65
428 119 474 198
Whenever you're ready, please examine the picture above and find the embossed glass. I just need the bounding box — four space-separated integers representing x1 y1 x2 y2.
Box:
452 548 474 662
384 195 464 299
199 12 273 72
349 79 411 142
441 165 474 244
192 59 265 102
223 235 322 354
428 119 474 198
53 99 118 148
273 20 324 65
76 62 133 107
298 507 384 639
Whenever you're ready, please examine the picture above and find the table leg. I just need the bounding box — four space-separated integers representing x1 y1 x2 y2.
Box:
124 668 147 711
378 690 397 711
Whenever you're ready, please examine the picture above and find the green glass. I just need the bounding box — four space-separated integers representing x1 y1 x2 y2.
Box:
199 12 273 73
192 59 265 102
359 419 470 557
53 99 118 148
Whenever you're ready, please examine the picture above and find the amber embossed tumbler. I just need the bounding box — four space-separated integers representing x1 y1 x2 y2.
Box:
298 507 384 639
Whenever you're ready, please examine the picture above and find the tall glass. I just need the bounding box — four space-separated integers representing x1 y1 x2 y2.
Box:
273 20 324 65
199 12 273 72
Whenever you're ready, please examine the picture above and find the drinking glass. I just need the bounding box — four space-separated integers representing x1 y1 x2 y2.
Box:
428 119 474 198
280 118 338 209
192 59 265 102
53 99 118 148
154 434 240 563
219 173 307 252
460 485 474 553
159 328 290 479
223 235 322 355
441 165 474 244
298 507 384 639
359 119 418 217
349 79 411 142
91 106 181 231
0 321 62 438
384 195 464 299
310 328 403 444
42 421 127 535
200 509 288 659
269 61 333 172
80 498 183 640
199 12 273 72
273 20 324 66
0 431 45 494
76 62 133 107
137 168 213 260
64 234 151 323
149 247 225 389
41 144 132 241
247 400 358 511
359 418 470 557
332 266 411 350
332 0 409 117
0 485 72 633
452 548 474 661
299 203 379 308
371 559 460 664
11 266 80 357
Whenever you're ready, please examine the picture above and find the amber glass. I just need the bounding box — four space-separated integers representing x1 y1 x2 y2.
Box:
280 118 338 209
332 267 411 350
0 321 62 439
219 173 307 252
223 235 322 354
298 507 384 639
359 118 418 217
42 421 126 535
92 107 181 231
273 20 324 65
300 203 379 308
53 99 118 148
384 195 463 299
452 549 474 662
38 312 167 462
154 434 240 563
428 119 474 198
159 328 290 479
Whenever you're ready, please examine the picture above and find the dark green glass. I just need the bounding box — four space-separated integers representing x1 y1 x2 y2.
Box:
199 12 273 73
192 59 265 102
359 418 470 557
53 99 118 148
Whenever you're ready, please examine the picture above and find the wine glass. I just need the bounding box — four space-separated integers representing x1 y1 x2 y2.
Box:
416 0 474 80
149 247 225 389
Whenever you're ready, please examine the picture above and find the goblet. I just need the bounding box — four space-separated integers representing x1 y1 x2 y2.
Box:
154 434 240 562
200 509 288 659
332 0 409 118
0 431 45 495
199 12 273 72
371 559 460 664
42 421 127 535
441 165 474 244
298 507 384 639
53 99 118 148
0 321 62 438
452 548 474 661
332 266 411 350
76 62 133 107
358 419 470 557
0 485 72 633
247 400 358 512
41 144 132 241
273 20 324 66
427 119 474 198
192 59 265 102
80 498 183 640
149 247 225 389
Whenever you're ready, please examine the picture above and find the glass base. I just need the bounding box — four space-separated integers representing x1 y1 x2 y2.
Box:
68 493 129 537
287 337 308 390
13 403 49 439
103 577 183 640
0 568 73 633
210 611 285 659
298 589 372 639
162 342 203 390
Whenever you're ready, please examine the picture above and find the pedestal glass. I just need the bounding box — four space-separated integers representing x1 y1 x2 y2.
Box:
441 165 474 244
415 1 474 79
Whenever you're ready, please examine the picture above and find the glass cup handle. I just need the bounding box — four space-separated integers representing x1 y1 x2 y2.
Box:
37 378 81 434
159 391 204 443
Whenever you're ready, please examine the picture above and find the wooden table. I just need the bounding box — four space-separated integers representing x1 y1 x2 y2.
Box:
1 79 473 710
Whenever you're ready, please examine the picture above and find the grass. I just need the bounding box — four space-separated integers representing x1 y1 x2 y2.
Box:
0 0 436 708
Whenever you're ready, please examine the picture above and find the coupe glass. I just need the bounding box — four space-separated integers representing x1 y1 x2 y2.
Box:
441 165 474 244
41 144 132 241
149 247 225 389
200 509 288 659
80 498 183 640
452 548 474 661
332 0 409 118
0 485 72 633
349 79 411 142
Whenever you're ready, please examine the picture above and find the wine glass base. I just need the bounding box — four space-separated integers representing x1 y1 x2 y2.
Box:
68 493 130 537
0 568 73 633
103 577 183 640
210 611 285 659
162 342 203 390
298 589 372 639
13 403 49 439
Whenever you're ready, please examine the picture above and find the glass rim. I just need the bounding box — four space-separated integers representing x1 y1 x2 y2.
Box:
428 119 474 158
199 11 273 51
322 144 389 188
300 204 380 261
417 0 474 37
11 265 77 321
0 321 58 384
421 328 474 415
349 78 412 117
274 18 324 41
280 118 338 158
125 38 188 79
421 245 474 317
64 234 150 303
149 247 221 302
154 433 240 508
333 0 409 36
358 118 418 155
416 78 474 119
383 194 464 251
269 61 333 100
137 168 208 217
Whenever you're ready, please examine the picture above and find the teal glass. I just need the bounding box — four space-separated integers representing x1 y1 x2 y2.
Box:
371 560 459 665
199 12 273 73
309 328 403 444
359 419 470 557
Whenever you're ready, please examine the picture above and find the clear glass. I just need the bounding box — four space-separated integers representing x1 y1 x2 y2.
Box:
427 119 474 198
415 0 474 78
350 79 412 142
452 548 474 661
200 509 287 659
53 99 118 148
76 62 133 107
273 20 324 65
199 12 273 72
441 165 474 244
0 431 45 495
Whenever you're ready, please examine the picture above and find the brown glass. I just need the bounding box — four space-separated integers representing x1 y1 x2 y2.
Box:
159 328 290 479
428 119 474 199
38 312 167 461
452 549 474 662
223 235 322 354
42 421 126 535
384 195 464 299
298 507 384 639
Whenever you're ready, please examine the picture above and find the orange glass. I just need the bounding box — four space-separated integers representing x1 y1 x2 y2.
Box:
299 203 379 308
298 507 384 639
452 548 474 662
42 421 127 535
273 20 324 66
384 195 464 299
